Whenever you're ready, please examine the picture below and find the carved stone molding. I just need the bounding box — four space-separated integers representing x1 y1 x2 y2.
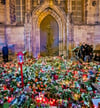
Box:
31 2 67 57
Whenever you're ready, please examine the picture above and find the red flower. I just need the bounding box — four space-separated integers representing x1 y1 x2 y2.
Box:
68 103 72 107
33 89 36 92
52 67 54 70
80 100 84 103
10 88 14 92
40 69 44 73
31 94 34 99
68 97 70 101
93 90 96 94
54 75 58 80
41 85 43 87
67 70 70 73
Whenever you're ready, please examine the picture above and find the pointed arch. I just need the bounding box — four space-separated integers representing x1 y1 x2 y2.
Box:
32 2 67 57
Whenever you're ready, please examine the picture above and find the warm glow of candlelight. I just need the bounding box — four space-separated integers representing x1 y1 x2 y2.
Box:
83 74 88 81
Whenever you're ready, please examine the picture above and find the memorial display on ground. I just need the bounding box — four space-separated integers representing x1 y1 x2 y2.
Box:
0 56 100 108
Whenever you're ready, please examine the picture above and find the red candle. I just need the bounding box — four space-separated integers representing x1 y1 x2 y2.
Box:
8 97 14 103
83 74 88 81
3 85 7 90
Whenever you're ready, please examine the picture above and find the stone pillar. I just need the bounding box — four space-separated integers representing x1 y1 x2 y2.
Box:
82 0 85 23
20 0 23 23
33 0 37 7
96 0 99 23
38 0 40 5
99 0 100 23
5 0 10 24
25 0 31 13
66 0 70 58
0 1 5 23
24 0 32 55
70 13 74 58
24 22 32 55
58 0 60 5
85 0 88 24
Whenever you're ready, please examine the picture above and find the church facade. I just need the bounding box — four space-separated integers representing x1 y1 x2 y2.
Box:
0 0 100 57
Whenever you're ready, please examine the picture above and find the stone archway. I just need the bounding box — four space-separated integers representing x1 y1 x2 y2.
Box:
32 2 67 57
40 15 59 56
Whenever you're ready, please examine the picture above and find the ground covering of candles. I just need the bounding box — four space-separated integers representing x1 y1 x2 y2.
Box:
0 56 100 108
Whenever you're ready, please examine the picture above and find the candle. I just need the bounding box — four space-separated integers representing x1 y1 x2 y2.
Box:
8 97 14 103
83 74 88 81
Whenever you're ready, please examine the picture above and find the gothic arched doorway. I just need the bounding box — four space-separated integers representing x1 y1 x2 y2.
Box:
40 15 59 56
32 3 67 58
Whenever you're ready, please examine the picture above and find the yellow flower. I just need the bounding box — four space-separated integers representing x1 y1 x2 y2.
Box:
40 78 42 80
73 94 80 101
65 80 69 85
35 73 38 77
37 84 40 88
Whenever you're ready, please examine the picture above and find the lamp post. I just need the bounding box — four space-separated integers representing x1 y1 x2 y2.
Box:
17 52 24 88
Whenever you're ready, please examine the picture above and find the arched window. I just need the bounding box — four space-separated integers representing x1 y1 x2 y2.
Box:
15 0 25 24
71 0 85 24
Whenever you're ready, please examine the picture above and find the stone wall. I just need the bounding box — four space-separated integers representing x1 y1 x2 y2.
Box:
74 25 100 50
94 25 100 50
0 2 5 48
0 0 100 57
0 3 5 23
4 24 100 55
87 0 100 24
6 26 25 52
0 24 99 56
0 26 5 51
